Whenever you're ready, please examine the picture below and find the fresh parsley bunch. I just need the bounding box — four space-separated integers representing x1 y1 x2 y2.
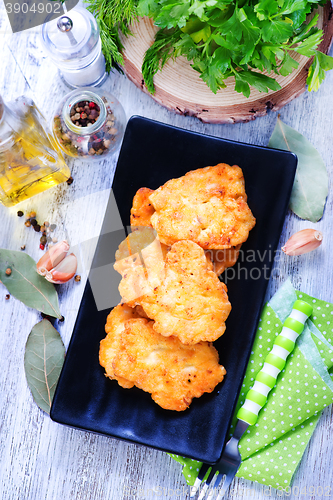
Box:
138 0 333 97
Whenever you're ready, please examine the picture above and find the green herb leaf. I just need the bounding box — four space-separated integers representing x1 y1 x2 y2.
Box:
277 0 307 16
307 51 333 91
279 52 298 76
24 320 65 414
0 250 61 318
261 19 294 44
268 117 328 222
234 73 251 98
236 70 281 95
86 0 137 72
142 27 182 93
293 30 323 57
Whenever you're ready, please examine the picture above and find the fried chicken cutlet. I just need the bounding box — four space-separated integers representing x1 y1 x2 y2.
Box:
149 164 256 250
114 227 168 305
100 304 142 388
115 238 232 344
130 187 155 227
111 318 226 411
129 185 242 276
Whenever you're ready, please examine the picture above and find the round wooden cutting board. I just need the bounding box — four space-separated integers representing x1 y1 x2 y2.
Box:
121 5 333 123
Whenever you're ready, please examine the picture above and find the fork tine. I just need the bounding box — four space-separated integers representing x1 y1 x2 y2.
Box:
189 463 211 499
190 477 203 499
197 482 209 500
215 473 234 500
210 472 224 492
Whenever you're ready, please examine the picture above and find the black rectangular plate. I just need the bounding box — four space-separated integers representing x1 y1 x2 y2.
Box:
50 116 297 463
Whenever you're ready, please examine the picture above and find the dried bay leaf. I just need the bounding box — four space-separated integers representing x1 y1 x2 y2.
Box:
268 117 328 222
24 320 65 414
0 249 61 318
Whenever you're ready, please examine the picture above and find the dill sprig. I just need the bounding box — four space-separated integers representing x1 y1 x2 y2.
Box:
86 0 138 72
142 28 183 94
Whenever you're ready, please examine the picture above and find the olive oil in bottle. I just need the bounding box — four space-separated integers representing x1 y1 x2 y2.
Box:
0 95 70 207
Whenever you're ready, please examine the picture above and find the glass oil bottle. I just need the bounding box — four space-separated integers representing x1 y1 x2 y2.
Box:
0 94 70 207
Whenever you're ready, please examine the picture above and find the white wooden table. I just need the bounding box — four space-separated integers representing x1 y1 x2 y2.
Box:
1 3 333 499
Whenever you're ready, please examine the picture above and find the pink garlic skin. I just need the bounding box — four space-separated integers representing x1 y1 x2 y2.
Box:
36 240 70 276
45 253 78 284
282 229 323 256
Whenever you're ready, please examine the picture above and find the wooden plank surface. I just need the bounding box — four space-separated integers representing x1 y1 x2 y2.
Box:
1 3 333 499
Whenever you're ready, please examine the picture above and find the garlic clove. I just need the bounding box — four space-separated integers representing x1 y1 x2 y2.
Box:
282 229 323 256
36 240 70 276
45 253 78 284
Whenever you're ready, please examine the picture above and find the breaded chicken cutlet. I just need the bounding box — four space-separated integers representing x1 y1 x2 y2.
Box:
149 163 255 249
100 304 147 388
101 315 226 411
130 187 155 228
129 174 245 276
114 227 168 306
115 239 231 344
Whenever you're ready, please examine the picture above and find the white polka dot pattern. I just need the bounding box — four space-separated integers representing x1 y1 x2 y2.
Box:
170 290 333 490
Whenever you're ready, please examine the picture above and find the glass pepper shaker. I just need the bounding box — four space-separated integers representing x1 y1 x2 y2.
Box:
41 6 107 89
0 95 70 207
52 87 126 160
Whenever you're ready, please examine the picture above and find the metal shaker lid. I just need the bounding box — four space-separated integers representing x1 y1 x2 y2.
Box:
41 7 100 67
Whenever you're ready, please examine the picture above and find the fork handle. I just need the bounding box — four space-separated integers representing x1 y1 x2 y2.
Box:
237 299 313 426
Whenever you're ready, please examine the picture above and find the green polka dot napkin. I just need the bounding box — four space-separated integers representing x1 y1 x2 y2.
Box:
170 279 333 490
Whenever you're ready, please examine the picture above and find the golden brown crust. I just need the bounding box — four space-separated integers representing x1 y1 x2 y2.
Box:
112 318 226 411
130 187 155 228
116 239 232 344
149 164 256 249
100 304 143 388
114 227 169 306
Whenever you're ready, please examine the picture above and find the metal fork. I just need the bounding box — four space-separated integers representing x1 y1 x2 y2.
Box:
190 419 248 500
189 299 313 500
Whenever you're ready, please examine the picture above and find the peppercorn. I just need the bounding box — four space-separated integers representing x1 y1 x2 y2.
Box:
5 268 12 276
40 225 46 233
30 218 37 226
30 211 36 218
5 294 10 300
40 244 45 250
34 224 41 232
74 275 81 282
40 235 47 245
21 245 26 251
17 210 24 217
66 177 74 185
25 220 31 227
50 224 57 231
